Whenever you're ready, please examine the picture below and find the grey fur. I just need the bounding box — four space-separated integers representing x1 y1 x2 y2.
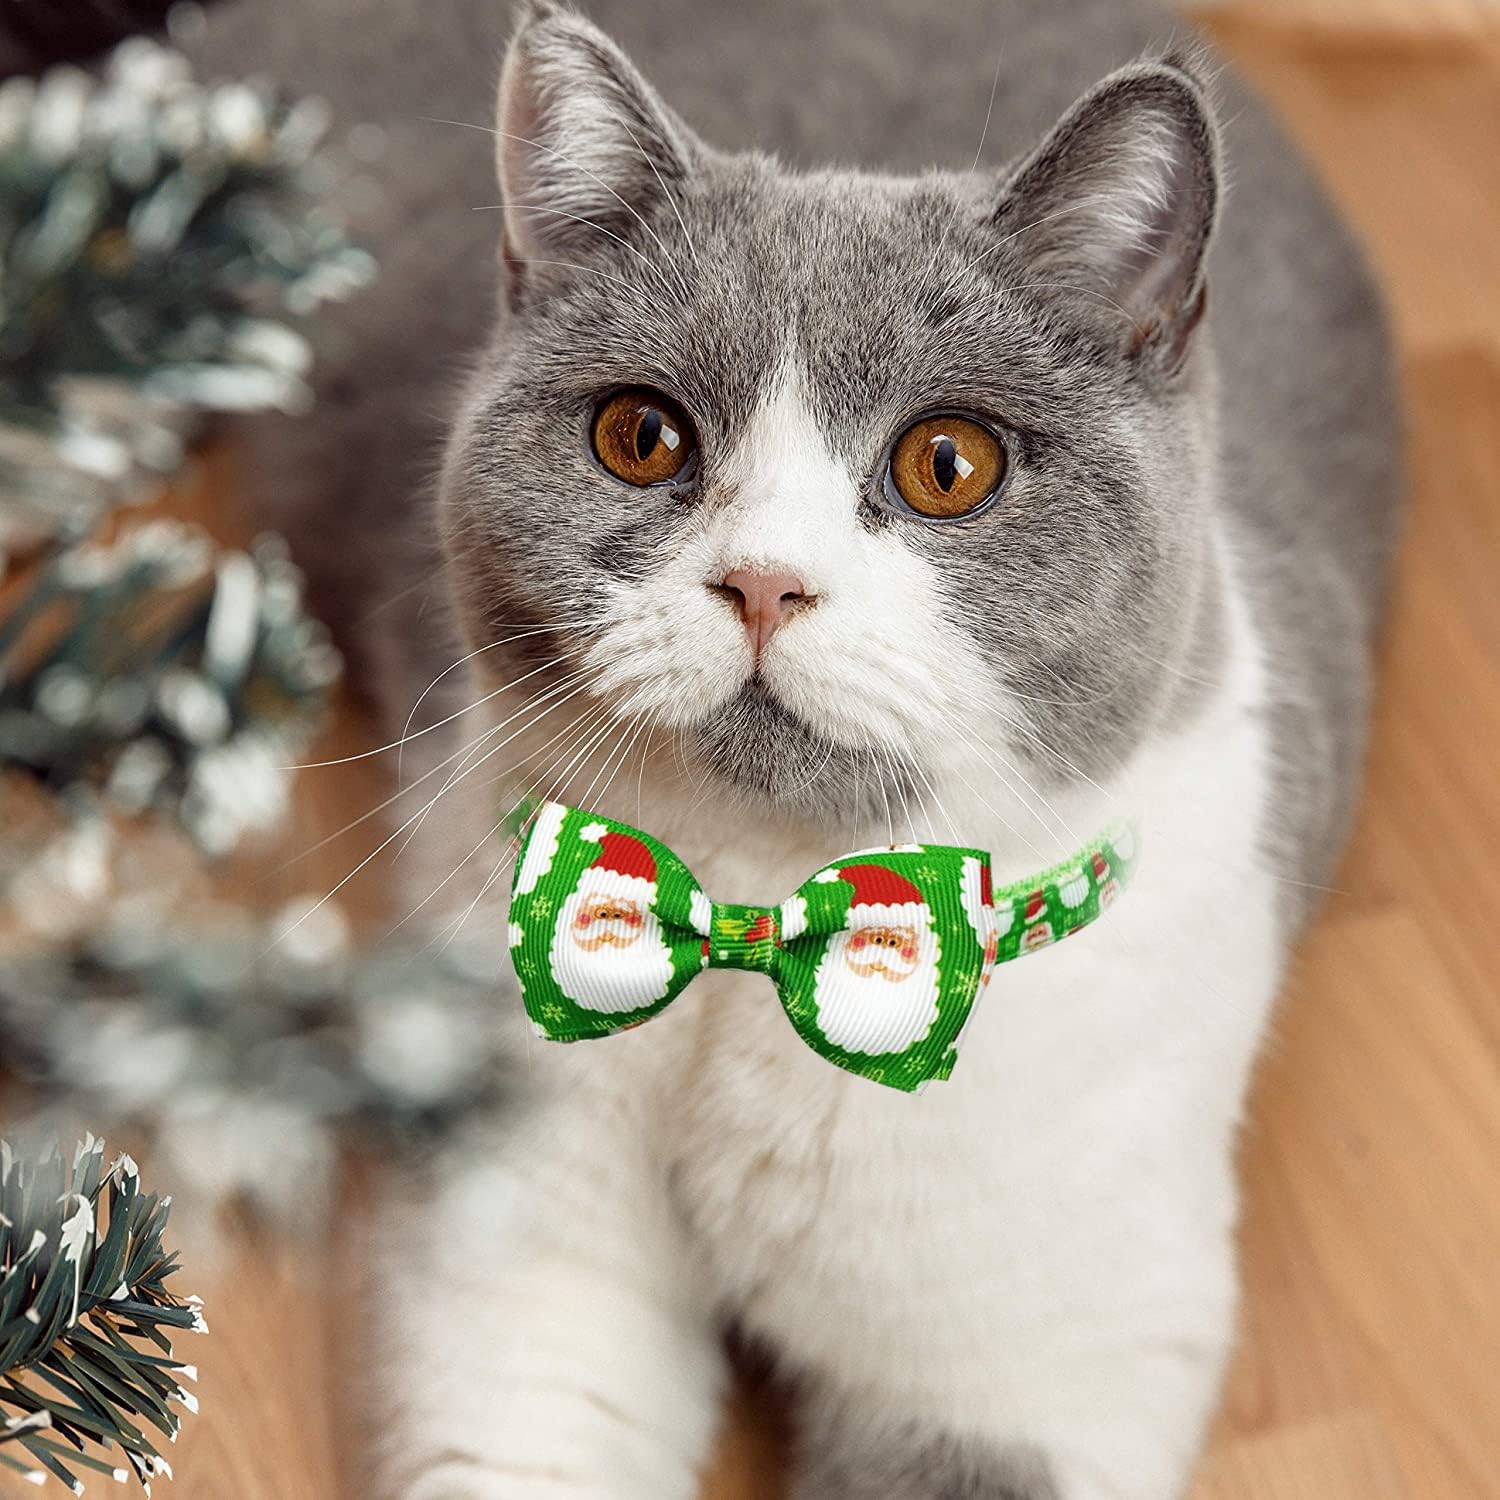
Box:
443 106 1216 820
792 1400 1060 1500
189 0 1402 1491
190 0 1401 917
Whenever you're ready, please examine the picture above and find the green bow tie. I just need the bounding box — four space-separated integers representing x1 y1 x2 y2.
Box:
507 803 1137 1093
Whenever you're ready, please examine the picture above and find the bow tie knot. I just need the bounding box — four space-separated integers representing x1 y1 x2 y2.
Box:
706 904 781 975
508 802 1137 1093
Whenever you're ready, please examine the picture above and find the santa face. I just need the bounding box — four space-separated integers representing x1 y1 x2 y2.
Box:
570 893 647 952
811 918 941 1055
1021 920 1054 952
843 924 921 981
550 873 675 1013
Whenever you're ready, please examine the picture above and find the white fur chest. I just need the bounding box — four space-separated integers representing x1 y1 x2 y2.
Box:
419 535 1285 1439
655 573 1283 1428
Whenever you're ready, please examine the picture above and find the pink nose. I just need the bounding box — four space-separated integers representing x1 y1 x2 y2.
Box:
712 566 813 664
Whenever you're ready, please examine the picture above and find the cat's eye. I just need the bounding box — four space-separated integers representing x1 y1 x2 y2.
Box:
885 413 1007 520
591 388 697 487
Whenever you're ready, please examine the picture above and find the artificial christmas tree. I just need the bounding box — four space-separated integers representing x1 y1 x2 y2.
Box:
1 39 508 1233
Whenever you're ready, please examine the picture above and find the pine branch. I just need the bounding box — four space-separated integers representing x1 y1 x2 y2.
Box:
0 38 375 547
2 908 509 1151
0 1136 203 1493
0 521 339 854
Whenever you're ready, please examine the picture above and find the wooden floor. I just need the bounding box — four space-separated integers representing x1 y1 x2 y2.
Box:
10 3 1498 1497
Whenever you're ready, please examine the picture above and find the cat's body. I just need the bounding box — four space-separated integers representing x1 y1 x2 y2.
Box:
192 1 1402 1496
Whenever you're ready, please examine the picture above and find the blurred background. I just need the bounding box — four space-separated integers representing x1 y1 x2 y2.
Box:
0 0 1496 1497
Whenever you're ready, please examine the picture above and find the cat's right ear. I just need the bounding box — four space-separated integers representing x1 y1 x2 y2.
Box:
494 1 700 302
992 55 1221 375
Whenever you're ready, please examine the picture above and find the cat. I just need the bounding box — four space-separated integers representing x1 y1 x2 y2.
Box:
190 0 1404 1496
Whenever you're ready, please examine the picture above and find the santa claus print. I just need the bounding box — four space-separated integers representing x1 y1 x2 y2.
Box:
550 826 676 1013
513 800 568 896
1092 848 1121 907
810 863 942 1055
1056 865 1090 909
1020 887 1054 951
960 856 1001 975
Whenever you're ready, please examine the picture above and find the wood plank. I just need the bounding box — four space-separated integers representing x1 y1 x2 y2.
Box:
122 1223 346 1500
1193 1412 1410 1500
1204 904 1500 1499
1193 0 1496 41
1199 15 1500 361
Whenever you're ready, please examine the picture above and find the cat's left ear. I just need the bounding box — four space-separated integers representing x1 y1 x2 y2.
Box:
494 2 703 299
993 55 1221 374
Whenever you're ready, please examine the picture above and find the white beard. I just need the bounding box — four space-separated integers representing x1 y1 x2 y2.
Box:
810 924 942 1054
549 889 676 1013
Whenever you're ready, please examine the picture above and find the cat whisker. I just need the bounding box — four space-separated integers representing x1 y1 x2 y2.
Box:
930 736 1049 863
434 696 630 951
930 704 1079 851
845 734 864 843
585 704 656 815
672 712 716 810
635 706 665 825
911 49 1004 309
935 663 1351 899
910 756 962 845
471 200 681 297
259 713 509 881
992 705 1352 899
1126 644 1230 691
387 694 618 939
993 672 1115 709
668 721 692 796
391 813 513 942
858 729 896 846
881 742 919 844
353 558 448 624
618 117 699 269
780 732 838 802
391 664 600 860
395 618 605 785
261 659 619 956
286 620 603 771
422 117 690 297
414 696 621 950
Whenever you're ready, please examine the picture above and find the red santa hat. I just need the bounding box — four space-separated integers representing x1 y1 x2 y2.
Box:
832 862 926 923
579 825 657 892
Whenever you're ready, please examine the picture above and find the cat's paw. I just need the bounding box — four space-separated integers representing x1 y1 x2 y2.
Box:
789 1418 1057 1500
400 1462 618 1500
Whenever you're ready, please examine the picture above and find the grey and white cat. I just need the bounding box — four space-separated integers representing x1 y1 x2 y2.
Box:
194 0 1403 1495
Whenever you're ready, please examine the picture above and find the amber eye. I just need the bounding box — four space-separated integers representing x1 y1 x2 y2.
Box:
591 388 697 487
886 413 1007 520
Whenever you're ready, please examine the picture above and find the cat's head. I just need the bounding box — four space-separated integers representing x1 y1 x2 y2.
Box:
441 0 1222 832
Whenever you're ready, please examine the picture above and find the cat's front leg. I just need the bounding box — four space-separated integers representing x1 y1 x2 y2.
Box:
786 1276 1235 1500
371 1077 725 1500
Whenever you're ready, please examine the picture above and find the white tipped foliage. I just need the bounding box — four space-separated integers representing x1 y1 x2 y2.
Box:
0 1141 202 1493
